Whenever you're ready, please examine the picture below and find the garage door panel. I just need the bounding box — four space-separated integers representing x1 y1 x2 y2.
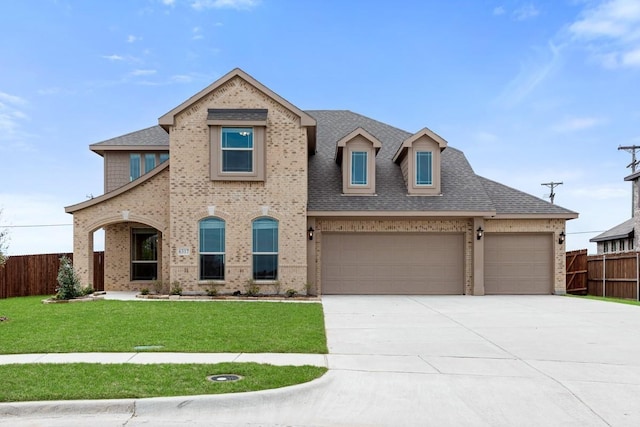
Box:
485 234 552 295
322 233 464 295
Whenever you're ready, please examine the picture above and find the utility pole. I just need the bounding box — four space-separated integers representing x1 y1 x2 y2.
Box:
618 145 640 172
619 145 640 217
541 182 563 204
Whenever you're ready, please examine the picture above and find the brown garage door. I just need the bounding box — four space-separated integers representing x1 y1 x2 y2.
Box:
484 234 553 295
321 233 464 295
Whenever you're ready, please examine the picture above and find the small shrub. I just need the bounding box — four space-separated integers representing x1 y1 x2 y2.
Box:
55 256 81 300
152 280 166 295
206 287 217 297
285 288 298 298
244 279 260 296
170 281 183 296
80 285 94 296
140 288 150 295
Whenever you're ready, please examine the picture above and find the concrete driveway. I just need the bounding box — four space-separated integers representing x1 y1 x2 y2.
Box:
3 295 640 426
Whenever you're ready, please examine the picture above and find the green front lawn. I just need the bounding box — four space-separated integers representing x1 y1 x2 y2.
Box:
0 363 327 402
0 296 327 354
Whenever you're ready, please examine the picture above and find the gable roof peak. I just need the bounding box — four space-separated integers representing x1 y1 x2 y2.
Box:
158 68 316 129
392 126 448 163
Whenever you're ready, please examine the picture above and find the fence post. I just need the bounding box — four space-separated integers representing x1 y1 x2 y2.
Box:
602 254 606 298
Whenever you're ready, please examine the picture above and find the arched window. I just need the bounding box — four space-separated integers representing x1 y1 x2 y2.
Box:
199 218 225 280
252 218 278 280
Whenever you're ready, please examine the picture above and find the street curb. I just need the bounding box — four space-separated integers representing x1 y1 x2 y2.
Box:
0 372 332 419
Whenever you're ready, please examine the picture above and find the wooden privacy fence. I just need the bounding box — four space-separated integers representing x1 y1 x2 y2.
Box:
0 252 104 299
566 250 640 300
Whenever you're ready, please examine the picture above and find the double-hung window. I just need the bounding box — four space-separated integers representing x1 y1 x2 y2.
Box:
199 218 225 280
252 218 278 280
415 151 433 186
351 151 368 186
221 127 253 173
131 228 158 281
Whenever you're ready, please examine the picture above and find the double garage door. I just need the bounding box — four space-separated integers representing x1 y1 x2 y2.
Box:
321 232 553 295
322 233 465 295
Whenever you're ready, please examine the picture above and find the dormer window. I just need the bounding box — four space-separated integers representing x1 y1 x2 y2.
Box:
415 151 433 186
351 151 368 186
208 109 267 181
335 127 382 195
393 127 447 196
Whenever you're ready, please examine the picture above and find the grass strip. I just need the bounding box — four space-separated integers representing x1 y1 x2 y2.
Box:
0 362 327 402
567 294 640 307
0 296 327 354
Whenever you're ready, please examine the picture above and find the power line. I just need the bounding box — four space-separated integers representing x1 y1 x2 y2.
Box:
541 181 563 204
566 230 605 235
0 224 72 228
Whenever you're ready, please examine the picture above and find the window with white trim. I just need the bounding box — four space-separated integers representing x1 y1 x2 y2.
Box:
131 228 158 281
144 153 156 173
199 218 225 280
252 218 278 280
130 154 141 181
221 127 253 173
415 151 433 186
350 151 368 186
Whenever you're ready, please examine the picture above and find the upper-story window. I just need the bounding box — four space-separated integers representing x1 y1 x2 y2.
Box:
208 109 267 182
392 127 447 196
335 128 381 195
221 127 254 173
351 151 368 186
415 151 433 186
129 152 168 182
130 154 141 181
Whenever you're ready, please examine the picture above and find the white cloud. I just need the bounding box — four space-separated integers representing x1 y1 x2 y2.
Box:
569 0 640 68
0 91 31 149
130 69 157 76
127 35 141 43
513 3 539 21
102 54 125 61
570 186 629 200
162 0 176 6
497 41 562 107
0 91 27 106
552 116 607 132
493 6 505 16
192 26 204 40
191 0 259 11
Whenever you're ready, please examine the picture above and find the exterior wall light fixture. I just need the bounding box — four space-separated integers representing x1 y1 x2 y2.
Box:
559 231 566 245
308 227 314 241
476 227 484 240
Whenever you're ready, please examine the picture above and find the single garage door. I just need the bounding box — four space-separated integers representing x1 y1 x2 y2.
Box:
321 233 464 295
484 234 553 294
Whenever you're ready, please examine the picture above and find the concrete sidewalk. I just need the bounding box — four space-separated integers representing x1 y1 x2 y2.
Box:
0 352 327 367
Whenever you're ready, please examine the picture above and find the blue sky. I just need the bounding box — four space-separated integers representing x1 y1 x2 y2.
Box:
1 0 639 255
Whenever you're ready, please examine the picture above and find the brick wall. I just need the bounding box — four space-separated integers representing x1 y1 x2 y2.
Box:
167 76 308 294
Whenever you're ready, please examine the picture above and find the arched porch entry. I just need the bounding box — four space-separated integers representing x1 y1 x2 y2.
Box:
73 214 169 292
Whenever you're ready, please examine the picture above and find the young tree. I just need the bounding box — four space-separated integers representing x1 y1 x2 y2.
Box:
0 209 8 267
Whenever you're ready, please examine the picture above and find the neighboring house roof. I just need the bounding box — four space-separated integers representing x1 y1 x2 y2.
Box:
90 125 169 155
590 218 634 242
476 176 578 218
306 110 577 218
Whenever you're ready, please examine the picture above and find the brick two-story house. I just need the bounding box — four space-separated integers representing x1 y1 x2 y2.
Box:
65 68 578 296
